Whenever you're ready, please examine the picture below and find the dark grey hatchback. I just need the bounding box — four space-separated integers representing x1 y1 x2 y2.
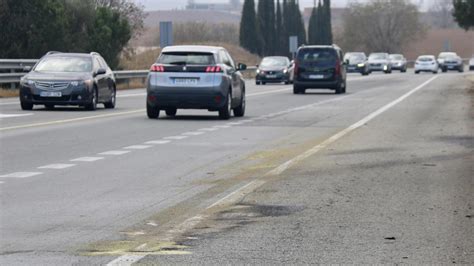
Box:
146 45 247 120
19 52 116 110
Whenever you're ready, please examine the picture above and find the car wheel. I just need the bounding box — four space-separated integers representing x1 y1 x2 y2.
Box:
165 108 177 117
442 68 447 73
415 71 419 74
256 81 260 85
233 92 245 117
284 80 290 85
458 67 464 73
85 88 98 111
262 82 266 85
104 87 116 109
335 83 343 94
21 101 33 110
219 91 232 120
293 85 302 94
147 103 160 119
45 104 54 109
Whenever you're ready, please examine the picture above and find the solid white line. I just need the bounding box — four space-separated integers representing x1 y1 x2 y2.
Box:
213 125 231 128
266 76 439 176
164 136 188 140
70 157 104 162
0 101 18 106
198 128 218 131
0 172 42 178
99 150 131 156
38 163 75 169
124 145 152 150
145 140 171 145
117 92 146 98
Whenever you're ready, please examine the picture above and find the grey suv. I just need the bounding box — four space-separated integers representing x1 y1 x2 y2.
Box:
19 52 116 110
146 46 247 120
293 45 347 94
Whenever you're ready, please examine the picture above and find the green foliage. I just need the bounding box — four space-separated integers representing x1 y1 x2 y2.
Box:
308 0 333 45
323 0 333 44
452 0 474 30
240 0 261 55
0 0 140 69
257 0 276 56
275 0 284 55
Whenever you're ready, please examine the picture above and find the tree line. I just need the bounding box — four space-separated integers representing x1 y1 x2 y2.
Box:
239 0 333 57
0 0 144 69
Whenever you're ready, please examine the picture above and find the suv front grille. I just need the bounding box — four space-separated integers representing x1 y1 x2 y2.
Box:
35 82 70 90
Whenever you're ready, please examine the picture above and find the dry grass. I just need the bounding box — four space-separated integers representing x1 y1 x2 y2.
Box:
116 79 146 90
0 88 19 98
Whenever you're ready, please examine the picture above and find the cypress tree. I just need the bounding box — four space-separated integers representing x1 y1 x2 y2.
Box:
281 0 290 56
308 2 318 44
323 0 333 44
239 0 260 54
294 0 306 46
257 0 276 56
275 0 284 55
316 0 324 45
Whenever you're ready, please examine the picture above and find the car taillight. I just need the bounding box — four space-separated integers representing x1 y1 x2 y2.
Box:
150 64 164 72
335 59 341 76
294 60 299 76
206 66 222 73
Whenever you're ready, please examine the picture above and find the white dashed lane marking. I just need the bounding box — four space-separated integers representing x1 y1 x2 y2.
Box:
145 140 171 145
0 172 42 178
124 145 152 150
164 136 188 140
38 164 75 169
0 113 34 119
182 131 205 136
99 150 131 156
71 157 104 162
199 128 219 132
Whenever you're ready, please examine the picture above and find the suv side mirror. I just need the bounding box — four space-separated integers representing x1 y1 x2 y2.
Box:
237 63 247 71
344 59 350 65
23 66 32 72
95 68 106 76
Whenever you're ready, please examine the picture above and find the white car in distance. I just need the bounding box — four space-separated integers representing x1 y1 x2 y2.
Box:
415 55 439 74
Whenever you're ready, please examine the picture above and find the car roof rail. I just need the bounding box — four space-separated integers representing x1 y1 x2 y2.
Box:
46 51 62 55
90 52 100 56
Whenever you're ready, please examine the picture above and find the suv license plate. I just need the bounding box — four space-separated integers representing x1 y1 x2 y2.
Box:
40 91 62 97
309 75 324 79
266 75 277 79
174 78 198 85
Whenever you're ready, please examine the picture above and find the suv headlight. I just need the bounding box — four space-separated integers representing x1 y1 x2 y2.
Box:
256 69 261 74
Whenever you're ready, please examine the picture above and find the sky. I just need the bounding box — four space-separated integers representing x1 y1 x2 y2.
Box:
137 0 430 11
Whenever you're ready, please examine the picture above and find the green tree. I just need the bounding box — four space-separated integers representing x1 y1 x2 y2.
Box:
281 0 290 56
0 0 69 58
294 0 306 46
239 0 261 55
275 0 284 55
87 7 131 68
308 2 319 44
322 0 333 44
452 0 474 30
257 0 276 56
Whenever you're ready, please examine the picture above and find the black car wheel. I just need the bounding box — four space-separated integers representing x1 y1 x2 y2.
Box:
256 81 261 85
104 87 116 109
335 82 343 94
85 88 98 111
293 85 303 94
147 103 160 119
219 91 232 120
165 108 177 117
21 101 33 110
233 92 245 117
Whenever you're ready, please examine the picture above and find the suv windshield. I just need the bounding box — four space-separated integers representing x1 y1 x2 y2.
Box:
35 57 92 73
158 52 215 65
369 53 388 60
298 49 337 64
260 57 288 67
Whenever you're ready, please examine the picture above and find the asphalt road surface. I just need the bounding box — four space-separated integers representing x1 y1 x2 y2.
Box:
1 71 472 265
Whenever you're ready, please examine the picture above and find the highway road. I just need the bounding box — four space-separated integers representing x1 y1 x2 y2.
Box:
1 72 472 264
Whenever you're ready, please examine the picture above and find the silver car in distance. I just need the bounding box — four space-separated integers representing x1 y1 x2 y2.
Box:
146 46 247 120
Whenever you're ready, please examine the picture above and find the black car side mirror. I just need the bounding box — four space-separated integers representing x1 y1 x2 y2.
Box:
95 68 106 76
23 66 32 72
238 63 247 71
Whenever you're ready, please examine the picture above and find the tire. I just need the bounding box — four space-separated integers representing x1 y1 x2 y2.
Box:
284 80 290 85
104 87 116 109
218 91 232 120
233 92 245 117
335 83 343 94
256 81 260 85
442 68 447 73
433 71 438 74
85 88 98 111
262 82 266 85
147 103 160 119
415 71 419 74
21 101 33 110
45 104 54 109
293 85 303 94
165 108 177 117
458 67 464 73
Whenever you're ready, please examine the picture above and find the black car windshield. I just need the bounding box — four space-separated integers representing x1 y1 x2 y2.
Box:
35 57 92 72
260 57 289 67
344 53 365 62
298 49 336 63
390 55 403 60
369 53 388 60
158 52 215 65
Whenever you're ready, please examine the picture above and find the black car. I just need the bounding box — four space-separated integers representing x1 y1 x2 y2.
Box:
293 45 347 94
19 52 116 110
256 56 292 85
344 52 370 76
